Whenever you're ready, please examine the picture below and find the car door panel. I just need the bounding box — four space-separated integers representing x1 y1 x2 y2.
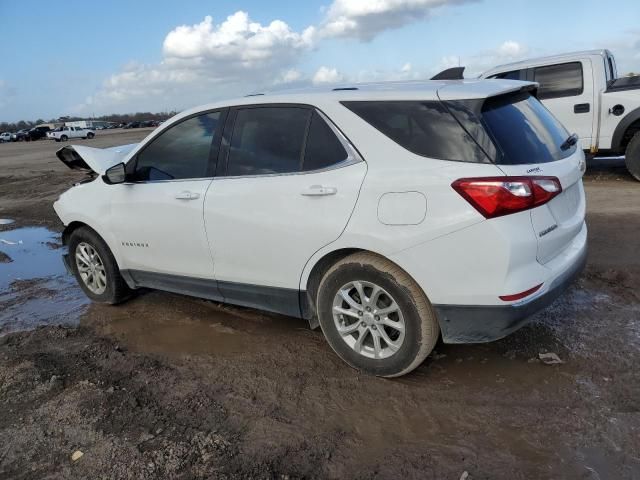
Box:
204 162 367 290
109 179 215 278
107 110 226 282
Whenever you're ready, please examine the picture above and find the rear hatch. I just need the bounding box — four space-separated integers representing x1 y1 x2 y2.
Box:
440 85 586 264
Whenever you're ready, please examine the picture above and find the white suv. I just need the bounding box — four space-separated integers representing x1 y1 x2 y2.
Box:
54 80 587 377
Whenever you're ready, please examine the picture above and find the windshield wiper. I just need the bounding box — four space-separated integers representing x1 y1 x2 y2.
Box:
560 133 579 151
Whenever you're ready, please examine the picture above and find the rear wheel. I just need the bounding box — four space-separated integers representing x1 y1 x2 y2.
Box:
68 227 131 304
87 132 95 139
625 131 640 181
317 252 439 377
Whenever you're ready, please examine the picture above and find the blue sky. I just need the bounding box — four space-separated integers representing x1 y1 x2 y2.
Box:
1 0 639 122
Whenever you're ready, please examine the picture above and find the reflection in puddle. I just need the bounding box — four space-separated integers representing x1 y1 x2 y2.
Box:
0 227 89 335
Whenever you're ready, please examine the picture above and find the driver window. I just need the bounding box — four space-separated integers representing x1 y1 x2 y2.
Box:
134 111 222 181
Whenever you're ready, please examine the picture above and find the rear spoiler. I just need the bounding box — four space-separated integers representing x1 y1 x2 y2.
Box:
431 67 465 80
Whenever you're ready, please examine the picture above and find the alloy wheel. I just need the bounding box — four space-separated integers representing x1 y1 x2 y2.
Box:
332 280 406 359
75 242 107 294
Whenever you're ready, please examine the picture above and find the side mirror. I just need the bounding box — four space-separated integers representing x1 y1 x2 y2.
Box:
103 163 127 184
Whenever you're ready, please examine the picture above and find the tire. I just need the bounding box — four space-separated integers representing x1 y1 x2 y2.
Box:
60 135 68 142
87 132 95 139
317 252 439 377
68 227 131 304
625 131 640 181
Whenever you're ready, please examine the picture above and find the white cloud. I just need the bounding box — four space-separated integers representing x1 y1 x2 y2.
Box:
163 13 315 68
312 66 344 84
281 69 303 83
321 0 477 41
496 40 527 59
74 12 317 114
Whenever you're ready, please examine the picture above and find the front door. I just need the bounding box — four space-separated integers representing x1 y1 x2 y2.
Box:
109 110 226 284
204 105 366 316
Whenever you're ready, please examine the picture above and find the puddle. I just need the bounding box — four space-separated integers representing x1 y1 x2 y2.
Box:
86 291 308 357
0 227 89 335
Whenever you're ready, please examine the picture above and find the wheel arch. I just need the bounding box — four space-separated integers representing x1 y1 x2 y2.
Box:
301 247 427 329
611 106 640 153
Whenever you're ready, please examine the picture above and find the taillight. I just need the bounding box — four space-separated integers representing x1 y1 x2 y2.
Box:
451 176 562 219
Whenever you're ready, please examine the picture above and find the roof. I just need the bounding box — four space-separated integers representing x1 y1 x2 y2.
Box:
173 79 535 121
482 49 611 76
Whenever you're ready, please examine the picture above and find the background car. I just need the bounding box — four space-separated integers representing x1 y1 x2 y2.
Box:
26 126 51 141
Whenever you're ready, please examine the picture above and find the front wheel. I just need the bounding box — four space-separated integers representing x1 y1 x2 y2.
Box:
60 135 68 142
625 131 640 181
68 227 131 304
317 252 439 377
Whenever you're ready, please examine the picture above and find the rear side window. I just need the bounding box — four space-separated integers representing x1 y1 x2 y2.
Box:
134 111 222 181
490 70 523 80
303 111 348 171
479 92 573 164
227 107 310 176
342 101 490 163
533 62 583 99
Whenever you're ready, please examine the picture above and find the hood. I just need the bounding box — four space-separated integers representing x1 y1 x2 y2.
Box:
56 143 138 175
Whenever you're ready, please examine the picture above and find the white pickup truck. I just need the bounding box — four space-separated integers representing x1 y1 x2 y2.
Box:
48 126 96 142
482 49 640 180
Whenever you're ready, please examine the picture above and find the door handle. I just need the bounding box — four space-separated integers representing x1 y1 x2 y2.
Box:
175 191 200 200
574 103 590 114
301 185 337 196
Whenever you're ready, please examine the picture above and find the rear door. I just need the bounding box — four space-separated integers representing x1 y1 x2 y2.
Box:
204 105 366 315
478 92 586 264
530 60 595 150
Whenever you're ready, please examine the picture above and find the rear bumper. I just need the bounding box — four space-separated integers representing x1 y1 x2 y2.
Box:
434 241 587 344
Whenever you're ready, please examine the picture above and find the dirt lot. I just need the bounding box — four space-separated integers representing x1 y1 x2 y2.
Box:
0 130 639 479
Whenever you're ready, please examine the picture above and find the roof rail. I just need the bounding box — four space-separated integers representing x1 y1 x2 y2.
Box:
245 93 265 97
332 87 358 91
430 67 465 80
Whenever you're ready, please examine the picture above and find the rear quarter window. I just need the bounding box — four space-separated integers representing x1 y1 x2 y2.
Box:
342 101 490 163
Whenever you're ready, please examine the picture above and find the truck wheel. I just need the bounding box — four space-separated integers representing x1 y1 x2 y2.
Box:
625 132 640 181
87 132 95 139
60 135 68 142
316 252 439 377
68 227 132 304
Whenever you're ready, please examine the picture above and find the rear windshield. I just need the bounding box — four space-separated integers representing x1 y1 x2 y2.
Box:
475 92 574 164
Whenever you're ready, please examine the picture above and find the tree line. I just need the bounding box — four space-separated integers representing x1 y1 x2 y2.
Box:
0 111 178 132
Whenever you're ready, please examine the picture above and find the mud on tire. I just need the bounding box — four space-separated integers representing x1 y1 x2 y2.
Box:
317 252 439 377
68 227 131 304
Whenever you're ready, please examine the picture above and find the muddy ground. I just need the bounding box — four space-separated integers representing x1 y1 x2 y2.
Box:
0 130 639 479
